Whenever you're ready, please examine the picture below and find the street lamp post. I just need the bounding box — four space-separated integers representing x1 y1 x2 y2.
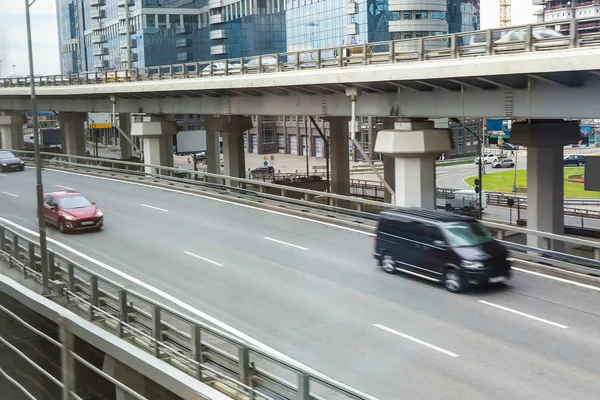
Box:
25 0 50 295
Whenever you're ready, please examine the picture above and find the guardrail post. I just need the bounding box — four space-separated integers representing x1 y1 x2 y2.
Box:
338 47 343 67
12 234 19 266
417 38 425 61
525 25 533 52
0 226 5 253
362 43 368 64
297 373 310 400
89 275 99 321
594 248 600 261
389 40 395 63
238 346 250 385
486 29 494 55
450 33 458 58
47 251 55 282
191 325 204 379
275 53 281 72
569 18 578 48
316 50 322 68
295 51 300 70
152 305 162 358
118 290 128 338
28 242 36 276
59 317 75 400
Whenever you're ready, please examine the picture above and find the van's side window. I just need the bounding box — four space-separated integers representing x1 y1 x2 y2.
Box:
423 224 445 245
404 221 426 242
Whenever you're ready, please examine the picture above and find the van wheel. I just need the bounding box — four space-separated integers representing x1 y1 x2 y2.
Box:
509 163 514 168
444 269 464 293
381 253 396 274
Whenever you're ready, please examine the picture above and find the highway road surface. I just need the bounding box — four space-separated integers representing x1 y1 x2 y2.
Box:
1 169 600 400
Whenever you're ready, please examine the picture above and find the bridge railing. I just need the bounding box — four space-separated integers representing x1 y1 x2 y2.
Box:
2 17 600 88
11 151 600 275
0 221 378 400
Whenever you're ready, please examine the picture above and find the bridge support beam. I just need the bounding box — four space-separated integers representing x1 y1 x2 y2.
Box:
511 119 580 251
131 115 176 175
59 112 87 161
204 115 252 187
119 113 133 159
323 117 351 207
375 119 452 209
0 112 26 150
380 118 397 203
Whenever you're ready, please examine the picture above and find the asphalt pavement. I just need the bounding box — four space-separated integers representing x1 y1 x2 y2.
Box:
1 169 600 399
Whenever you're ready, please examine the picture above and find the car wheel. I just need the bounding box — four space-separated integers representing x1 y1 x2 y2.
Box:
19 165 25 171
58 220 66 234
509 164 514 168
444 269 464 293
578 162 583 166
380 252 396 274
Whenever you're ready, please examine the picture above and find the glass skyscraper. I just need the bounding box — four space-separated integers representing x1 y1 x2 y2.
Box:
56 0 480 158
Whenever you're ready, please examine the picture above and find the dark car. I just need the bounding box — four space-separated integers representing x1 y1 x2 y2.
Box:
373 208 511 293
250 166 275 177
563 154 585 166
0 150 25 172
43 190 103 233
501 142 516 151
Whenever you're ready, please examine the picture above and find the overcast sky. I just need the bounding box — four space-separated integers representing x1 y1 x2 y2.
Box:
0 0 537 77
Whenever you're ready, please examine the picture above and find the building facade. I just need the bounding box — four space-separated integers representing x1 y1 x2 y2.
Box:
535 0 600 30
57 0 481 159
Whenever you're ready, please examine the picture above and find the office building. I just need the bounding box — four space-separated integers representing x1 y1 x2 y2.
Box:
56 1 481 160
534 0 600 33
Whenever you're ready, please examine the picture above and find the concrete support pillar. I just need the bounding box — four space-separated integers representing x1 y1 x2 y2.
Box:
204 115 252 187
58 112 87 160
205 129 221 183
323 117 351 206
511 120 580 251
119 113 133 159
103 355 146 400
375 119 452 209
0 112 26 150
131 115 177 175
381 117 397 204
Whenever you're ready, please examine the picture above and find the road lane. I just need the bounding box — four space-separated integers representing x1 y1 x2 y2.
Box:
2 169 600 399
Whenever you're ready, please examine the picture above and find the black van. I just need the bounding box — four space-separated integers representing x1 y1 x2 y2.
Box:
373 208 511 293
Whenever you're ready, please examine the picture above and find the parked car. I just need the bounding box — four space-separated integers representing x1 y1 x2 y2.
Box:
474 153 498 165
0 150 25 172
563 154 585 166
501 142 516 151
43 190 103 233
444 189 487 212
492 158 515 168
250 166 275 177
373 208 511 293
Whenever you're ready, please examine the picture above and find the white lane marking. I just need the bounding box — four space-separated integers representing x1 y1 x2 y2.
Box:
263 237 308 251
374 324 459 358
0 218 376 399
478 300 569 329
56 185 75 190
183 251 224 267
41 168 600 293
43 169 373 236
513 267 600 292
141 204 169 213
0 174 7 177
1 191 18 198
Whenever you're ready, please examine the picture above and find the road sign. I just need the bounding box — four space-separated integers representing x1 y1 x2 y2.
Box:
507 198 515 208
263 161 268 166
263 156 268 161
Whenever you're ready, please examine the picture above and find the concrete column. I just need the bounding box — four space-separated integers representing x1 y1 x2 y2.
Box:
511 119 580 251
58 112 87 160
381 117 397 204
131 115 177 175
323 117 351 205
205 129 221 183
119 113 133 159
0 112 26 150
204 115 253 187
103 355 146 400
375 119 452 209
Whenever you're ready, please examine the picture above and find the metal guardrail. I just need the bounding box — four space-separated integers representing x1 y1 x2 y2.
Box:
2 17 600 88
11 151 600 268
0 222 377 400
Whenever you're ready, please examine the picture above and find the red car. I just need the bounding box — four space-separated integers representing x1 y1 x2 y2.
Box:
43 190 103 233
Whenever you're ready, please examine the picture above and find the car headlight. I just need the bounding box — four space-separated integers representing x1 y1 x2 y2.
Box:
95 210 103 217
20 161 24 164
63 214 76 221
461 260 485 269
1 163 6 166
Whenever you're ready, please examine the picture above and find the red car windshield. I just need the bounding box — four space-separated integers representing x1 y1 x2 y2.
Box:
58 195 92 209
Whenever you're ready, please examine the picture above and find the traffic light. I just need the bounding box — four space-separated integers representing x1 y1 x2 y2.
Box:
474 178 481 194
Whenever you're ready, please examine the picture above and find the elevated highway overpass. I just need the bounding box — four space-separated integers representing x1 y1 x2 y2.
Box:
1 165 600 400
1 18 600 118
